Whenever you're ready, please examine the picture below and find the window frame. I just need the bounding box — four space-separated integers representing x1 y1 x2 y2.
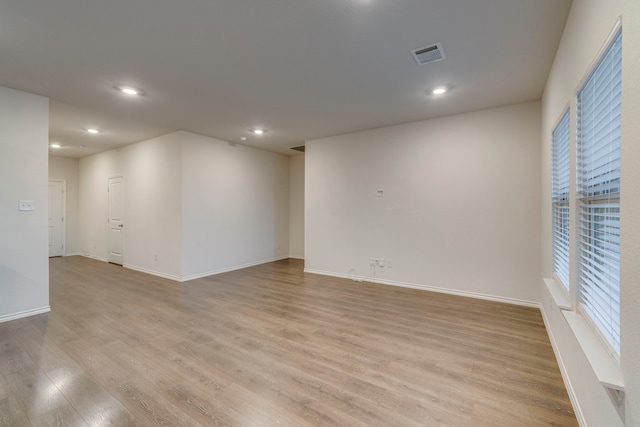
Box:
551 108 571 292
575 26 622 363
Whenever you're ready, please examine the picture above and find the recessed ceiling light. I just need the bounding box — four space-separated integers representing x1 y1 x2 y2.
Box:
83 128 101 134
431 86 447 95
240 137 247 141
50 143 61 148
252 129 265 135
115 85 144 96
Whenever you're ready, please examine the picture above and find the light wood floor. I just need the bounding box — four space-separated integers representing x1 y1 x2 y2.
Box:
0 256 576 426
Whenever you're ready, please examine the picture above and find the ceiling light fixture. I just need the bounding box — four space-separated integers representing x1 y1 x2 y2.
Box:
50 143 61 148
115 85 144 96
432 86 447 95
240 137 247 141
83 128 101 134
252 129 265 135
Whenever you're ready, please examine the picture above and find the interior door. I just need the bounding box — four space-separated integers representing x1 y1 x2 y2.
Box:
48 180 64 257
108 176 124 265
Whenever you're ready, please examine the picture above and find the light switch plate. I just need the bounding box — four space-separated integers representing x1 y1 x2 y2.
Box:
19 200 34 211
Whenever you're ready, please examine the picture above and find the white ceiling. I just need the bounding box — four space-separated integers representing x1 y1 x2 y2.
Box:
0 0 572 158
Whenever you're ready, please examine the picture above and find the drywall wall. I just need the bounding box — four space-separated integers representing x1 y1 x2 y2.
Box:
121 134 183 278
540 0 640 424
79 131 289 281
181 132 290 279
0 86 49 322
306 101 541 305
78 133 183 279
49 155 80 255
78 148 122 262
289 154 305 259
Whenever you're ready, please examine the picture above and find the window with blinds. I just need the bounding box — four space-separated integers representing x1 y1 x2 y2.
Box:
552 110 570 290
576 29 622 359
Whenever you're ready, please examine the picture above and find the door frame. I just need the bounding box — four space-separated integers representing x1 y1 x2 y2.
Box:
107 175 125 265
48 179 66 257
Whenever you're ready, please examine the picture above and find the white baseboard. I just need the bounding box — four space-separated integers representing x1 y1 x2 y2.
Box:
80 253 108 262
181 256 290 282
540 305 586 426
288 254 305 260
0 306 51 324
303 268 540 308
117 256 291 283
64 252 81 257
123 264 182 282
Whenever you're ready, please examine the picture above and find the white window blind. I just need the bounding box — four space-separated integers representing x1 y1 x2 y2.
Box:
552 110 571 290
577 29 622 358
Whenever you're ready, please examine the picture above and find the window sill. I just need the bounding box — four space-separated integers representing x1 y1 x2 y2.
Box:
562 311 624 392
544 277 571 310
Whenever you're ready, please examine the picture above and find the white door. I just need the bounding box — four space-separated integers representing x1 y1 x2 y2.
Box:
48 180 64 257
108 176 124 265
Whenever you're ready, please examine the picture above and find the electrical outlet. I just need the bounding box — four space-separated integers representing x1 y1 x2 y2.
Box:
154 254 158 261
19 200 34 211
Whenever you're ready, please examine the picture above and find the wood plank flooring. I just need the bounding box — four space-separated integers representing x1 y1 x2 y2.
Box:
0 256 577 426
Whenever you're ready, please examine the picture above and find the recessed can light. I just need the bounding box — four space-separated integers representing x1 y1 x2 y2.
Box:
240 137 247 141
50 143 61 148
252 129 265 135
115 85 144 96
432 86 447 95
83 128 101 134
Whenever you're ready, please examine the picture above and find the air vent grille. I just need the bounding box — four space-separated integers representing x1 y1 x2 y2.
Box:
290 145 305 153
411 43 446 65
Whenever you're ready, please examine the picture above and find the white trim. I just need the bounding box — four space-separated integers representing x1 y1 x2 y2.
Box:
107 175 125 265
64 252 81 257
304 268 540 308
562 311 624 392
574 17 623 97
544 277 571 310
81 253 108 263
0 306 51 324
181 256 290 282
120 256 292 283
123 264 182 282
288 254 304 260
540 305 586 427
48 179 66 256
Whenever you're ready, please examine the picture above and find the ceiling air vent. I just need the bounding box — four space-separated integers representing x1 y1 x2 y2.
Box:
411 43 446 65
290 145 305 153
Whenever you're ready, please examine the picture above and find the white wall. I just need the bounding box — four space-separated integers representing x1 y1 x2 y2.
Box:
79 148 121 262
122 133 183 278
49 155 80 255
306 102 541 305
79 133 183 279
289 154 305 259
79 131 289 281
0 86 49 322
540 0 640 425
181 132 290 279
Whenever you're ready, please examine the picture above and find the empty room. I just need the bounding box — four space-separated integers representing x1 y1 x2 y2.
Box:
1 0 639 425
